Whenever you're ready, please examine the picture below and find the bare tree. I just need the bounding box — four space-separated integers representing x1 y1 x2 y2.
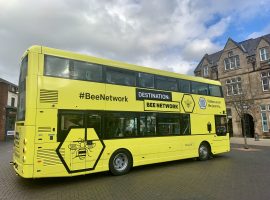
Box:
227 91 255 149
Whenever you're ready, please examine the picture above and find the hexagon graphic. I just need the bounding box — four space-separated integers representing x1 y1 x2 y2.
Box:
56 128 105 173
181 94 195 113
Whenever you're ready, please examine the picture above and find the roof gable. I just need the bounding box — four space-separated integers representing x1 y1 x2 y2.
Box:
194 51 222 72
223 38 246 53
194 33 270 74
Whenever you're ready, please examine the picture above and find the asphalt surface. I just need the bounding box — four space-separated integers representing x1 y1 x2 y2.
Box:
1 140 270 200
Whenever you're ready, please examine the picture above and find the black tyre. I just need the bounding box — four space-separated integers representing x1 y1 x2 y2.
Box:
198 143 210 161
109 149 132 176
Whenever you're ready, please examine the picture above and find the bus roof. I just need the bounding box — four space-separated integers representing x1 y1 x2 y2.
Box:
26 45 221 85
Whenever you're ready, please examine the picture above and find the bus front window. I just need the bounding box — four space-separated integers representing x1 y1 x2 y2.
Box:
17 55 28 121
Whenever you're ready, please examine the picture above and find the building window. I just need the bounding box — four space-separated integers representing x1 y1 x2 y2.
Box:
260 105 266 111
224 55 240 70
261 71 270 91
11 97 15 107
261 112 269 132
259 47 269 61
203 66 208 76
226 77 242 96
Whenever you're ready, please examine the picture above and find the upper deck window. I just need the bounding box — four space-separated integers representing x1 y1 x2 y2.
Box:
179 79 190 93
191 82 209 95
156 76 178 91
45 56 69 78
70 60 102 82
209 85 223 97
138 72 154 88
44 55 103 82
106 68 136 86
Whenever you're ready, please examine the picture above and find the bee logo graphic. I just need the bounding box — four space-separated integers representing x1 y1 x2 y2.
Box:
68 138 96 160
184 99 192 108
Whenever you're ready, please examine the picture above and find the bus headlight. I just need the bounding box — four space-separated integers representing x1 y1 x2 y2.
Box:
23 156 26 163
23 138 27 145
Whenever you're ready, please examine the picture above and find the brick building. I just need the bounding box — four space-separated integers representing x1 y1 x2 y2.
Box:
194 34 270 138
0 78 18 141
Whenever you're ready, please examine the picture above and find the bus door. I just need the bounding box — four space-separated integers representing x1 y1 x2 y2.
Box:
212 115 229 152
214 115 228 138
57 112 104 173
85 114 105 171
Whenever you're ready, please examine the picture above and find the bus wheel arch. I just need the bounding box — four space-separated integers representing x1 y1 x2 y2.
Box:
109 148 133 176
198 141 212 161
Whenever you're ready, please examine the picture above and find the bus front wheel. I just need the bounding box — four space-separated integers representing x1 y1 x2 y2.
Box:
198 142 210 161
109 149 133 176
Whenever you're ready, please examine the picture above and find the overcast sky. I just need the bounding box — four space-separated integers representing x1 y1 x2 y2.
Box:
1 0 270 84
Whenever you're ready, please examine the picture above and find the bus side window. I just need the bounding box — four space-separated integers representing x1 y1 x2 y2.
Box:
58 114 84 142
139 114 156 136
87 114 102 136
124 117 138 137
104 113 138 138
180 114 191 135
62 114 84 130
157 114 180 135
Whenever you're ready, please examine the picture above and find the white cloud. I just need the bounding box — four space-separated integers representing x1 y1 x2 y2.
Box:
0 0 268 84
248 25 270 39
182 39 221 61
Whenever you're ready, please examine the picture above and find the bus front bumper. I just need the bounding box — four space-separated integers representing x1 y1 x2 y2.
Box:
11 159 33 178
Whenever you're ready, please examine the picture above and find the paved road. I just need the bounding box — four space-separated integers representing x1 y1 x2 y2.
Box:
1 140 270 200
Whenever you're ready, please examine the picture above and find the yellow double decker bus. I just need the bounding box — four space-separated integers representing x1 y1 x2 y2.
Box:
12 46 230 178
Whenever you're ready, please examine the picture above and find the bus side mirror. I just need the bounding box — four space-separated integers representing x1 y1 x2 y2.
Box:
207 122 212 133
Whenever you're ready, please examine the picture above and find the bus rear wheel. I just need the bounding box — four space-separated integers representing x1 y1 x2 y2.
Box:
109 149 132 176
198 143 210 161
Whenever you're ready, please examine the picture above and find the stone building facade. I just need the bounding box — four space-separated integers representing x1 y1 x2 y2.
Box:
194 34 270 138
0 78 18 141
